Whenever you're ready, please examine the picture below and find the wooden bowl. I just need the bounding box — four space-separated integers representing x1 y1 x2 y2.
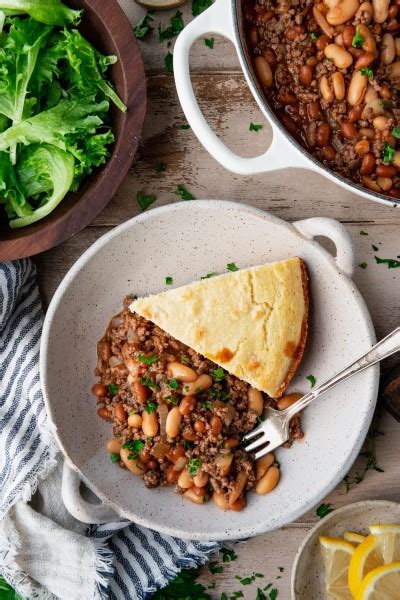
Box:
0 0 146 261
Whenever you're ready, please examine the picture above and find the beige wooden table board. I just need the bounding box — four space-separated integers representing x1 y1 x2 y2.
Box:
34 2 400 598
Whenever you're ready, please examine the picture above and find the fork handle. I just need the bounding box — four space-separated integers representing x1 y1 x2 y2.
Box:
285 327 400 421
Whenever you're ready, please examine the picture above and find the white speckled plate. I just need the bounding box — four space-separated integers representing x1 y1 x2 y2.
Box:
41 200 378 540
292 500 400 599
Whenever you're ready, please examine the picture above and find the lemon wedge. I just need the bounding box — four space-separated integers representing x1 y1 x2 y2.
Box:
320 536 355 600
348 535 383 598
368 524 400 564
344 531 366 545
356 561 400 599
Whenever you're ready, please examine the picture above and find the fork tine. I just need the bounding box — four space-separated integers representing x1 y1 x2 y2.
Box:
242 426 263 442
243 434 268 453
254 441 280 460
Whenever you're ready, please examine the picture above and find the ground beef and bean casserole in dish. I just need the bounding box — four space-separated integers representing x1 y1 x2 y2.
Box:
245 0 400 198
92 296 303 511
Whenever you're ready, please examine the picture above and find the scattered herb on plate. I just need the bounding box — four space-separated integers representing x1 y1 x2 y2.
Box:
137 191 156 211
212 367 225 382
188 457 202 477
306 374 316 388
316 503 334 518
165 276 173 285
145 401 157 413
204 37 214 48
110 452 120 463
108 383 118 395
249 122 263 132
122 439 145 459
201 272 218 279
175 184 195 200
137 353 158 364
227 262 239 271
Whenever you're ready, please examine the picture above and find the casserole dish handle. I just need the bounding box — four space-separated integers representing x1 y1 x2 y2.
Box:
62 462 125 524
174 0 308 175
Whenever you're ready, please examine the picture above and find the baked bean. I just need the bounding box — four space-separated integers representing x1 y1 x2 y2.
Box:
277 91 298 106
359 127 375 139
348 105 364 122
324 43 353 68
376 164 397 176
182 374 212 395
355 51 375 70
306 56 318 67
360 153 376 175
326 0 359 25
308 100 321 120
381 33 396 64
373 115 389 130
355 139 371 155
286 24 305 40
262 47 277 66
322 145 337 160
387 187 400 198
342 24 355 47
97 406 112 420
213 491 231 510
166 463 180 483
134 381 149 403
178 468 193 489
347 71 368 106
167 445 185 463
335 32 344 46
182 428 197 442
172 456 187 472
364 85 378 102
210 415 222 436
120 447 145 475
394 150 400 167
142 410 159 437
229 470 248 505
115 402 127 423
230 496 247 511
320 76 334 102
254 55 273 88
92 383 107 397
379 84 391 99
356 1 374 22
97 341 111 362
128 413 142 428
281 114 297 135
316 123 332 147
276 393 302 410
387 60 400 78
313 7 335 37
179 395 197 415
247 387 264 415
107 438 122 454
193 420 205 433
341 121 358 139
184 488 209 504
373 0 390 22
256 9 274 24
215 452 233 475
225 437 240 449
256 453 275 480
357 24 376 53
386 18 399 32
299 64 313 86
362 176 382 191
376 176 393 190
147 459 158 469
193 471 209 487
306 122 316 147
388 3 399 17
331 72 345 100
315 33 331 50
139 449 151 464
165 406 182 438
256 466 280 495
248 26 258 48
167 362 197 383
395 38 400 56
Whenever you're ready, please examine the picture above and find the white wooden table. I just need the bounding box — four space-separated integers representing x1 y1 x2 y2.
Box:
35 2 400 597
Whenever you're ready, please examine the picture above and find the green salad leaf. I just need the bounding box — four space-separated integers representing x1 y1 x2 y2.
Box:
0 0 81 25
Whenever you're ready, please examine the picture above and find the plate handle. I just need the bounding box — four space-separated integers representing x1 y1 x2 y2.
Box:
61 462 123 524
292 217 355 278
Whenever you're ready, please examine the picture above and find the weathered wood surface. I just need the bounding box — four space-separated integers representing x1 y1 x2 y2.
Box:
35 1 400 598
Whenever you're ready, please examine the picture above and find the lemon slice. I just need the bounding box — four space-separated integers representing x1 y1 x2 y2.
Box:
320 536 354 600
356 561 400 599
368 524 400 564
348 535 383 598
344 531 366 545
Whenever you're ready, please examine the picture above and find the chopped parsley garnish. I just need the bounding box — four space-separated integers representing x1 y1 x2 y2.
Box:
352 30 365 48
256 415 267 425
201 271 218 279
221 547 238 562
152 567 211 599
156 161 166 173
122 439 145 459
168 378 179 389
165 276 173 285
209 385 230 402
382 143 395 163
359 262 368 269
140 377 160 390
110 452 120 463
192 0 213 16
180 354 190 364
137 353 158 364
343 421 384 492
372 244 379 251
180 123 191 129
133 9 154 39
128 409 138 415
187 457 202 477
392 126 400 139
359 67 373 78
269 590 279 600
209 561 223 574
227 262 239 271
212 367 225 382
108 383 118 395
175 184 195 200
158 10 184 42
249 122 263 132
204 37 214 49
164 395 178 406
256 590 266 600
145 401 157 413
360 230 368 235
306 374 316 388
165 51 173 73
201 400 213 409
375 255 400 268
137 190 156 211
316 503 334 518
309 32 318 41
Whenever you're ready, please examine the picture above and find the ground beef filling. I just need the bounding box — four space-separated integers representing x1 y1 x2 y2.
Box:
93 296 303 510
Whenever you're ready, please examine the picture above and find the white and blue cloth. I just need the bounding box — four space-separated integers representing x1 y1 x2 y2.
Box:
0 259 218 600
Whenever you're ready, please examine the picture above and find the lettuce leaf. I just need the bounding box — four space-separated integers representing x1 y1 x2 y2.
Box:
10 144 74 228
0 150 31 218
0 0 81 25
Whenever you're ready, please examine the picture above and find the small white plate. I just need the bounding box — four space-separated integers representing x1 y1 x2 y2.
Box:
292 500 400 599
41 200 378 540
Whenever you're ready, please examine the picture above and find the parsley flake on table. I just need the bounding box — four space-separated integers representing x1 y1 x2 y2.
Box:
227 262 239 271
156 161 166 172
269 589 279 600
278 567 284 573
204 37 214 49
164 51 173 73
249 122 263 132
231 592 244 599
145 401 157 413
306 374 316 388
375 255 400 268
392 126 400 139
110 452 120 463
175 184 195 200
371 244 379 251
152 567 212 599
235 574 256 585
180 123 191 129
137 353 158 364
316 503 334 518
137 190 156 211
343 422 384 492
209 561 224 574
382 143 395 163
359 262 368 269
168 378 179 389
133 10 154 39
140 376 160 390
187 457 202 477
165 276 173 285
122 439 145 459
221 547 238 562
158 11 184 42
360 230 368 235
201 271 218 279
192 0 213 16
212 367 225 382
352 30 365 48
108 383 118 395
359 67 373 77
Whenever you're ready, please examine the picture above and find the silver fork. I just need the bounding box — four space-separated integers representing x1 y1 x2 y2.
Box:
242 327 400 460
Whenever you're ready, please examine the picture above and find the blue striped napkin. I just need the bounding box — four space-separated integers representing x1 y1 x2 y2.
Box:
0 259 218 600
